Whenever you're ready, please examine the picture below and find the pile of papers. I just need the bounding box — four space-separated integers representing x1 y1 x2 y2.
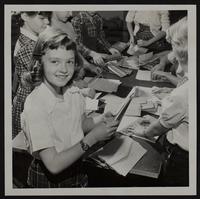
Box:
94 135 147 176
106 61 132 77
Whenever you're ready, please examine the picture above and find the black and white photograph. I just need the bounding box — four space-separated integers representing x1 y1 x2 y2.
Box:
4 4 197 195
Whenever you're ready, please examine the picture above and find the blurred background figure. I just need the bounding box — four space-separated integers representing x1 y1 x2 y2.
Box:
72 11 120 67
126 10 172 54
12 11 50 138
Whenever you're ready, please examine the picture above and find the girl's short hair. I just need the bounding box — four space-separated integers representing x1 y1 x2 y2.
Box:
166 16 188 64
27 28 82 87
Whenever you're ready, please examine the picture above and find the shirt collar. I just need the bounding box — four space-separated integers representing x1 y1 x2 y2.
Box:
39 83 81 114
20 27 38 41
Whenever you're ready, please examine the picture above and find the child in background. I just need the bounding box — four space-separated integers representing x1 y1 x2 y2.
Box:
151 50 186 87
72 11 120 66
126 11 171 54
49 11 102 78
133 17 189 186
12 11 50 138
21 30 118 188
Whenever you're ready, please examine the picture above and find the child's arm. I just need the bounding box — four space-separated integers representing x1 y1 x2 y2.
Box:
82 112 114 134
126 11 136 44
39 120 118 174
151 54 171 73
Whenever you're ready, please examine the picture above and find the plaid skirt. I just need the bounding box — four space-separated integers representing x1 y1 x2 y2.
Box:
135 23 171 54
27 158 88 188
12 85 32 138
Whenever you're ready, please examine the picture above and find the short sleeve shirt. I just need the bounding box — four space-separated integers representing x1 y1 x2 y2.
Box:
21 83 85 157
159 82 188 151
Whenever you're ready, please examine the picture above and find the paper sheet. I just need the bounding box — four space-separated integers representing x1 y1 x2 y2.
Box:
136 70 152 81
100 94 124 115
84 77 121 93
124 101 141 117
98 136 133 165
111 139 147 176
117 116 140 132
97 136 147 176
85 98 98 111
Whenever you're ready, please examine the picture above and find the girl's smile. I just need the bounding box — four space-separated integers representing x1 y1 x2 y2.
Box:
42 47 75 95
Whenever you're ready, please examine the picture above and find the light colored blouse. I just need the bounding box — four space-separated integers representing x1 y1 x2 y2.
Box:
21 83 85 158
125 11 170 36
159 81 188 151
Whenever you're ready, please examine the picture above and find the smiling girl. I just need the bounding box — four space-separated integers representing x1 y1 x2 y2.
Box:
21 29 118 188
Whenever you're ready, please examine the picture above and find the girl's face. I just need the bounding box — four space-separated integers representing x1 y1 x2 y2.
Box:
42 47 75 94
24 14 49 36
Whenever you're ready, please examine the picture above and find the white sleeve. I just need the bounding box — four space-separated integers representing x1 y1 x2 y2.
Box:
159 95 187 129
21 99 55 154
125 11 136 23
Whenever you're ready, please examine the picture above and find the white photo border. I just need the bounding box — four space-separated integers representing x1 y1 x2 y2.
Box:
4 4 197 196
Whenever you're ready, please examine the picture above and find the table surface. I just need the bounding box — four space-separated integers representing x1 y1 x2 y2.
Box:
83 67 175 184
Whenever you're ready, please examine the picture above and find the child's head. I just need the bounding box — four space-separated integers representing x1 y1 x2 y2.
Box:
17 11 50 35
29 28 81 93
166 17 188 67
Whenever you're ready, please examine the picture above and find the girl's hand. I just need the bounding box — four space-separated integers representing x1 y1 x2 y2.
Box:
90 119 119 143
93 111 114 125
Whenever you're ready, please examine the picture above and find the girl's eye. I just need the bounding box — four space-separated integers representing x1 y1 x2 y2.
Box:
51 60 59 64
67 60 74 65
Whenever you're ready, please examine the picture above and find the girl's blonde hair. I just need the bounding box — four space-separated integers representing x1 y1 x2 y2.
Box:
25 27 82 87
166 16 188 64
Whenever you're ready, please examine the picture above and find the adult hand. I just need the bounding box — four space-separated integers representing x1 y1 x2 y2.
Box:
109 48 121 55
151 70 169 81
137 39 150 47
